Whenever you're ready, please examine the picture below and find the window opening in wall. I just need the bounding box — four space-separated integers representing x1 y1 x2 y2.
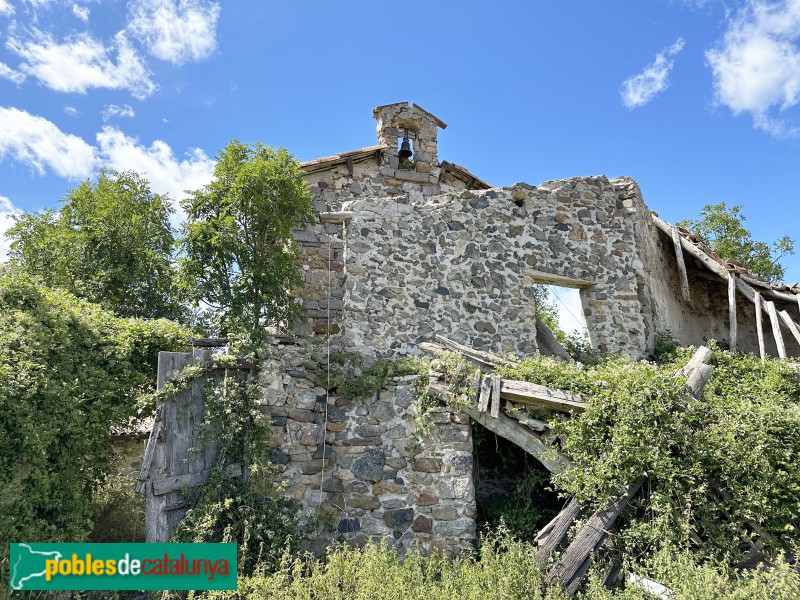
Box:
535 284 589 349
398 129 414 170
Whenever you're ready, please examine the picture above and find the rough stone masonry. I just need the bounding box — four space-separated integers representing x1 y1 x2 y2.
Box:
258 102 800 555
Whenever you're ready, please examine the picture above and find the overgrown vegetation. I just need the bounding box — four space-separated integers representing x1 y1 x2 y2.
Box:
325 352 430 399
190 529 800 599
495 345 800 563
0 269 191 590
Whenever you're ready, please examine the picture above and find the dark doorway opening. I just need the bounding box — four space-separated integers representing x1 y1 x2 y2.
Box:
472 421 561 540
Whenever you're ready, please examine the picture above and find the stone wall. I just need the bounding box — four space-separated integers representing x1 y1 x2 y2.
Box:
260 338 476 555
338 176 656 357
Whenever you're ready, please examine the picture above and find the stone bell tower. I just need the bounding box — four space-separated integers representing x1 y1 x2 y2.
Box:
373 102 446 181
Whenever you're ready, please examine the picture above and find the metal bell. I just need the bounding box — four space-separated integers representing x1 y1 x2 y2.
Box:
398 135 413 161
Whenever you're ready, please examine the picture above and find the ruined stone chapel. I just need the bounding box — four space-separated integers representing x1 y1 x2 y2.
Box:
163 102 800 554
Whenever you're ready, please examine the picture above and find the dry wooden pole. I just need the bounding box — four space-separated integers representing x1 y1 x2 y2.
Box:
728 273 738 351
676 346 714 377
671 226 691 302
778 310 800 347
477 376 492 413
504 401 549 432
687 364 714 400
490 374 501 418
765 301 787 358
755 293 766 362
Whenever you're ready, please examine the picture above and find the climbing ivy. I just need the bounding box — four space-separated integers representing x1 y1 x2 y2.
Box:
0 269 191 547
494 346 800 562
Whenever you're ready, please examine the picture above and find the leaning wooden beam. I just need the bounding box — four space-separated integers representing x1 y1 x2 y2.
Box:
728 273 738 351
672 226 691 302
755 293 766 362
544 476 646 595
765 301 787 359
499 379 586 413
435 334 513 369
778 310 800 347
464 405 570 474
536 498 585 562
504 401 549 432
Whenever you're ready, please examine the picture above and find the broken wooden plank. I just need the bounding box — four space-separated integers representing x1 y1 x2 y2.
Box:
465 406 570 474
728 273 738 351
152 463 242 496
477 376 492 413
687 364 714 400
755 293 766 362
765 301 787 358
471 370 482 404
135 405 163 493
536 497 585 561
490 374 501 418
672 226 691 302
544 477 646 595
778 310 800 347
499 379 586 413
435 334 512 369
504 401 548 432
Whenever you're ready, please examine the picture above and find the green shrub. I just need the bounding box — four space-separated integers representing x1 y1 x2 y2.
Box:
0 269 190 546
496 347 800 562
190 532 800 600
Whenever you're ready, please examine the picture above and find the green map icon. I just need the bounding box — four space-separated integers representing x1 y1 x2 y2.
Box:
10 544 63 590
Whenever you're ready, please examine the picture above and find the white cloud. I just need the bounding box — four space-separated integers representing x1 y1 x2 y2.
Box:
707 0 800 136
96 127 213 222
0 196 21 262
621 39 686 108
102 103 135 121
0 61 25 84
63 105 79 117
127 0 220 65
7 30 157 98
71 3 89 22
0 1 14 16
0 108 214 223
0 106 96 178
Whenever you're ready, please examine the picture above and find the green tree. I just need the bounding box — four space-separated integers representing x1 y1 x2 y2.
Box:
5 169 184 320
179 141 315 340
678 203 794 283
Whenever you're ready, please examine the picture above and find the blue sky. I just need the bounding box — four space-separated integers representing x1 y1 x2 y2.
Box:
1 0 799 292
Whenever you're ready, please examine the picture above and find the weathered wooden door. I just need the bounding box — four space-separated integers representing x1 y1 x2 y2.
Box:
138 350 217 543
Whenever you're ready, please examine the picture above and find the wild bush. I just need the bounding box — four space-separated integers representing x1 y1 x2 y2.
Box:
0 270 191 546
